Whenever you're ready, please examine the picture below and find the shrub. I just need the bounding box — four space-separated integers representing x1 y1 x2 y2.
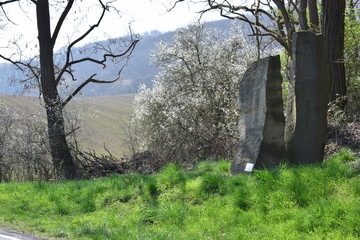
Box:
133 23 255 164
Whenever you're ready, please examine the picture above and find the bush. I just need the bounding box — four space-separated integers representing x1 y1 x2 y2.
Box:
133 23 255 165
0 104 81 181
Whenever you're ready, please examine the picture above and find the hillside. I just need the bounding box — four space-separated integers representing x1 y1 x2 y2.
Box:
71 94 135 157
0 94 135 157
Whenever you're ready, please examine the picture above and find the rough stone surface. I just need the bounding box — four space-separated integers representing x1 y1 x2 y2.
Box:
284 32 329 165
231 55 285 175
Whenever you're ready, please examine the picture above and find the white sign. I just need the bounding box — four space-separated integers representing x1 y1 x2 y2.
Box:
244 163 254 172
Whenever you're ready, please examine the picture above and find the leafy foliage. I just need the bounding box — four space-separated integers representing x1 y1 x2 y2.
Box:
134 23 255 164
344 3 360 119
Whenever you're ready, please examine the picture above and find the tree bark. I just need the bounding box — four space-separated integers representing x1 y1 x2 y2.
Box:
36 0 76 179
308 0 319 29
321 0 347 101
299 0 309 30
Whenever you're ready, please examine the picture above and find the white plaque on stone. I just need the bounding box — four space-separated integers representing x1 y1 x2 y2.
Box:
244 163 254 172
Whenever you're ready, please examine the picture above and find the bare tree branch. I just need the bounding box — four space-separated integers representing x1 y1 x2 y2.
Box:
66 39 139 68
197 0 293 53
0 0 18 6
55 0 109 85
62 74 119 107
0 53 40 93
62 37 139 107
51 0 74 47
0 0 17 23
272 0 295 41
0 54 24 70
65 126 80 138
180 0 300 54
166 0 185 12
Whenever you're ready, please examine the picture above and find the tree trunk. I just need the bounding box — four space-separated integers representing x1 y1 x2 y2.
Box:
308 0 319 29
36 0 76 179
299 0 309 30
321 0 347 101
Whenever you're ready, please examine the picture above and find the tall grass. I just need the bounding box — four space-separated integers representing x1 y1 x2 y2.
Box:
0 150 359 239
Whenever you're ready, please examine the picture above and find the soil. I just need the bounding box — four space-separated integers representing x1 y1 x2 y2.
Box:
326 120 360 156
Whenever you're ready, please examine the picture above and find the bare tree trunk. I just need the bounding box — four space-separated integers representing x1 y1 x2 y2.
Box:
308 0 319 29
299 0 309 30
321 0 347 101
36 0 76 179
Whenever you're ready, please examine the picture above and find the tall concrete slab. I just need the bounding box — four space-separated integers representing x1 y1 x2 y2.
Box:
231 55 285 175
284 32 329 164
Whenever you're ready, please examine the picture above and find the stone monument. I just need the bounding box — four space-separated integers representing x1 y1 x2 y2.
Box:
284 32 329 165
231 55 286 174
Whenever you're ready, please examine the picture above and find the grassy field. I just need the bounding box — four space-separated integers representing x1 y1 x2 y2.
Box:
0 149 359 239
0 94 135 157
69 95 135 157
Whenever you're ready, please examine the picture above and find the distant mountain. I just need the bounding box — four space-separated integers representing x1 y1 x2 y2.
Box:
0 19 234 97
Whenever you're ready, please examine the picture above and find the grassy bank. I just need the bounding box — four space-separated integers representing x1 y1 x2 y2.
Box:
0 150 359 239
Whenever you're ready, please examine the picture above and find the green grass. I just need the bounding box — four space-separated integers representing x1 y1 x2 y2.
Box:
0 149 359 239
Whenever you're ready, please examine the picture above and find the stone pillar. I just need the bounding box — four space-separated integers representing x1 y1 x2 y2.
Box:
231 55 285 175
284 32 329 165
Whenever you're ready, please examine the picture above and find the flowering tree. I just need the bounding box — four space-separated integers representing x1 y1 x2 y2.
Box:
134 23 256 163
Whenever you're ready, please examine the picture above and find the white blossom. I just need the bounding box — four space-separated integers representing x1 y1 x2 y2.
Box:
134 23 256 163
